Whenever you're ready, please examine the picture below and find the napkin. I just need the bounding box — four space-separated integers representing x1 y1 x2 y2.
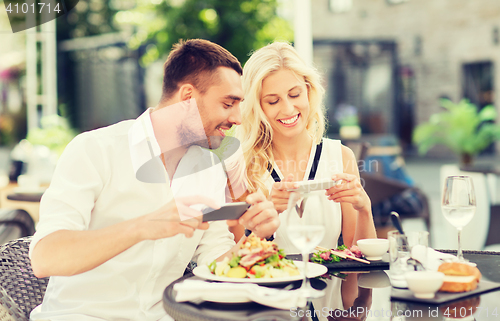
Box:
174 280 306 310
388 248 457 288
410 247 457 271
427 248 459 270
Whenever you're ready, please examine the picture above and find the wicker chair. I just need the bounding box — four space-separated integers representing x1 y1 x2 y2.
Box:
0 209 35 245
0 237 49 321
0 237 203 321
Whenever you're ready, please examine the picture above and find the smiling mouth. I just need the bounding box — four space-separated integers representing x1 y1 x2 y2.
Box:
278 114 300 125
216 126 230 137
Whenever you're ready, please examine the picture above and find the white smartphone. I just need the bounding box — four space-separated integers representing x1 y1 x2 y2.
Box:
287 178 343 193
201 202 250 222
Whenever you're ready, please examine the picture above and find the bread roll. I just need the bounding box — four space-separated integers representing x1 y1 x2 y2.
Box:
438 262 481 293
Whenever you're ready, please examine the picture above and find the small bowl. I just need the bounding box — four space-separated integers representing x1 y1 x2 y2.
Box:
357 238 389 261
405 271 445 299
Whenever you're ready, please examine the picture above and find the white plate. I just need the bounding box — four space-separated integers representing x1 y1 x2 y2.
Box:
13 187 47 195
193 261 328 284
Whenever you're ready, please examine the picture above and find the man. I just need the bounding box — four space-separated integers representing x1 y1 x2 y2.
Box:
29 39 279 320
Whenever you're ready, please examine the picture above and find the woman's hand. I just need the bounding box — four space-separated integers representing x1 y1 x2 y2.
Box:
325 173 371 212
269 174 298 213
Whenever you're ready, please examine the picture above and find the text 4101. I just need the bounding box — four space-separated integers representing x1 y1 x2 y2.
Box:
6 2 62 14
443 307 498 318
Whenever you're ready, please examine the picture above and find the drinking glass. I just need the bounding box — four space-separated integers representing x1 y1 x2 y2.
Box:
286 190 327 299
387 230 429 288
442 176 476 262
387 230 411 288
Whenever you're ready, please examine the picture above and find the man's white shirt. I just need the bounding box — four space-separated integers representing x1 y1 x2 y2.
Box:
29 109 235 321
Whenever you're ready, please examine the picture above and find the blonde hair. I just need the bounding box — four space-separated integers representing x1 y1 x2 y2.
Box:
235 42 326 196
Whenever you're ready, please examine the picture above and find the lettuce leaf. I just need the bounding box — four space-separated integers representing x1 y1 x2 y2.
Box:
229 254 241 268
208 260 217 273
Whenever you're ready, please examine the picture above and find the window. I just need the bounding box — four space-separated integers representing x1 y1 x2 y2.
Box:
386 0 409 4
329 0 352 13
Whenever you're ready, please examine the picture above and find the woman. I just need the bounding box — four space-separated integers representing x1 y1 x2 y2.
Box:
234 42 376 253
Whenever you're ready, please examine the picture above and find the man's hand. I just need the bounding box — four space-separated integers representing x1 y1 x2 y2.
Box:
227 190 279 239
270 174 298 213
31 195 220 278
137 195 219 240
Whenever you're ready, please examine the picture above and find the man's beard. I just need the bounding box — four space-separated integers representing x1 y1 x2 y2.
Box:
177 122 207 148
177 98 229 150
176 123 226 150
206 134 224 150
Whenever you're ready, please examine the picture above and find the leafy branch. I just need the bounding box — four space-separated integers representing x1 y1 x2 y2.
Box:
114 0 293 66
413 99 500 157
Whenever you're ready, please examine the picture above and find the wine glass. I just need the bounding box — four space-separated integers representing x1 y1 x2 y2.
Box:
286 190 327 299
441 176 476 262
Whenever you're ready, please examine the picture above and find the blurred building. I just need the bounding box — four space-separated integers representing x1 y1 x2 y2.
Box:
0 9 26 146
58 33 146 131
312 0 500 153
54 0 146 132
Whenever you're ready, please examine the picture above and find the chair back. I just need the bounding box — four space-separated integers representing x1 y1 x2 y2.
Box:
346 142 370 170
0 237 49 320
0 210 36 245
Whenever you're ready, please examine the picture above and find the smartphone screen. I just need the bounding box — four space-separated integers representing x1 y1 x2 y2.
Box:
201 202 250 222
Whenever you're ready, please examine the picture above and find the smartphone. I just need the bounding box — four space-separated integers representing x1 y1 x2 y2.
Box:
287 178 343 193
201 202 250 222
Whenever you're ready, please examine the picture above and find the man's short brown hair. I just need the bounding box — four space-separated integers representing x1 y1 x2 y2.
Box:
160 39 243 102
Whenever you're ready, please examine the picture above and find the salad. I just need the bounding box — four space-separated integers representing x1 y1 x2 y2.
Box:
311 245 365 264
208 234 300 279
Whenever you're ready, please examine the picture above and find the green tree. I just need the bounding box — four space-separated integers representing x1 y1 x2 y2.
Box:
117 0 293 66
57 0 118 40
